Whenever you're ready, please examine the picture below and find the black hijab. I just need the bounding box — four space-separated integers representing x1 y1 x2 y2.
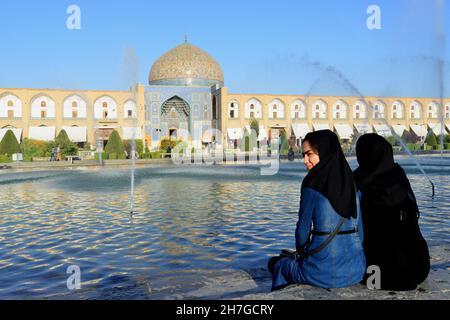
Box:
301 130 357 219
354 133 417 208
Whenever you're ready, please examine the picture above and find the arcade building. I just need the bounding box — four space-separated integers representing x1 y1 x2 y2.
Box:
1 41 449 151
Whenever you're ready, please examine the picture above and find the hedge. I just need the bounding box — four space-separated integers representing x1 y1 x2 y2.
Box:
0 155 12 163
94 152 109 160
406 143 420 151
94 152 127 160
150 151 161 159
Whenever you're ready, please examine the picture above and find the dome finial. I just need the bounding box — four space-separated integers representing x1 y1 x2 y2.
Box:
185 33 188 44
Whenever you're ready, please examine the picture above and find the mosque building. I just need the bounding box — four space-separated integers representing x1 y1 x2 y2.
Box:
1 41 449 152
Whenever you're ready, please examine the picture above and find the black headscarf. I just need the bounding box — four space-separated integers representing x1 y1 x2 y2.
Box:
301 130 357 219
353 133 418 208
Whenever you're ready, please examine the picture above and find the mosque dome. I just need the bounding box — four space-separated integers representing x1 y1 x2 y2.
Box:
149 43 224 87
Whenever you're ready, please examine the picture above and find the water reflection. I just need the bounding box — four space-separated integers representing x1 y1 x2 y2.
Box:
0 161 448 299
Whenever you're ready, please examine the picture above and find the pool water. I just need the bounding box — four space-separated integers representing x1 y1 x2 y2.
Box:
0 159 449 299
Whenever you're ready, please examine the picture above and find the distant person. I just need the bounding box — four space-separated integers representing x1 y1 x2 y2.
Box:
354 133 430 291
56 146 61 161
278 135 282 153
288 148 295 162
50 147 56 162
268 130 365 291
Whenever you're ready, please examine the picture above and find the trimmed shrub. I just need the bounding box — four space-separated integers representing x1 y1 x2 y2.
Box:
386 136 396 146
81 142 92 151
140 153 152 159
105 130 125 156
56 129 70 144
150 151 161 159
94 152 109 160
433 144 441 150
425 145 433 151
0 130 21 156
0 155 12 163
425 131 437 146
109 153 118 160
124 139 145 158
52 129 78 158
406 143 420 151
241 130 257 152
445 135 450 143
434 135 447 148
445 143 450 150
249 117 259 137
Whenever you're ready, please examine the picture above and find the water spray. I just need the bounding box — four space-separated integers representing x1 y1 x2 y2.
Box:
124 47 139 215
303 60 436 198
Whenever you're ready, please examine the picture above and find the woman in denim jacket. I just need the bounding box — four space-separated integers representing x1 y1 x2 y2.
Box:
269 130 366 291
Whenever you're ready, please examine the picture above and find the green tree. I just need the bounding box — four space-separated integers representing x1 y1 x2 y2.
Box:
124 139 145 158
436 134 446 145
445 134 450 143
0 130 21 156
425 130 437 146
386 136 396 146
280 129 290 153
241 132 255 152
20 139 47 159
249 118 260 149
105 130 125 155
249 117 259 137
53 129 78 157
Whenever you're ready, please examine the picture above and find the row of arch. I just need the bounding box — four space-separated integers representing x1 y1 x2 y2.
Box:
228 98 450 120
0 93 137 120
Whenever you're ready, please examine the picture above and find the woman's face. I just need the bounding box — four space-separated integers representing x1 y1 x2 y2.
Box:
302 141 320 171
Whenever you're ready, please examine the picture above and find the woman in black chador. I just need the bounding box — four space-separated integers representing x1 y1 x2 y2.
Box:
354 134 430 291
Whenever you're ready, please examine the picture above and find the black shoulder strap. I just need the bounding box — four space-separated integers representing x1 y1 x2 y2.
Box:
301 217 345 258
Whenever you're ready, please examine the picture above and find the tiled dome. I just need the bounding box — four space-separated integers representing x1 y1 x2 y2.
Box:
149 43 224 87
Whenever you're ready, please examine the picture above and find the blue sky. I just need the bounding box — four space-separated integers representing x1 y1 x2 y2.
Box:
0 0 448 97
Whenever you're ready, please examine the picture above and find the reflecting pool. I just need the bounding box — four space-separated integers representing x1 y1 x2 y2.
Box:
0 158 449 299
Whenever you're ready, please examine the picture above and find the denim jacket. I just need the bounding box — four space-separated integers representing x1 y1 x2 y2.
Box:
272 188 366 289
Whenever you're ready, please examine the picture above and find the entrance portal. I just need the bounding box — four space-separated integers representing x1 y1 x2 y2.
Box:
161 96 190 139
169 129 177 140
